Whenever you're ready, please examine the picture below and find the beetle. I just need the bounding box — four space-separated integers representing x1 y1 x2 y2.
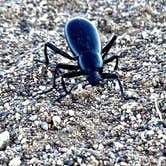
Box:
35 17 133 101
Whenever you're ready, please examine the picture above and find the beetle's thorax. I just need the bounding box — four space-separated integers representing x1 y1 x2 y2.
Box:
78 52 103 72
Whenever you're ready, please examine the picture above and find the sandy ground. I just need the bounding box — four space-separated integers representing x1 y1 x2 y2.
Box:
0 0 166 165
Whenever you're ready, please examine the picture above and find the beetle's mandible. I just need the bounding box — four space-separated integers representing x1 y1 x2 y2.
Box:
35 17 134 101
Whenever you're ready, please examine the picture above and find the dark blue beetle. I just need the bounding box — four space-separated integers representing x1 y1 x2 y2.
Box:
36 17 132 100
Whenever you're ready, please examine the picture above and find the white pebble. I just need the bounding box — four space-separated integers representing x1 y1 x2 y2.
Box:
70 78 75 84
136 113 141 119
39 86 46 91
93 144 98 149
130 116 136 121
151 68 158 73
115 81 121 91
4 103 10 109
90 155 98 165
133 74 142 81
124 34 131 41
29 158 39 164
56 159 63 165
142 31 149 39
45 144 51 150
77 84 83 91
22 100 30 106
114 141 124 149
21 138 27 144
15 113 21 120
29 115 38 121
0 131 10 150
98 143 104 150
9 157 21 166
47 70 52 78
52 116 61 127
34 120 40 127
140 131 146 141
68 110 75 116
147 130 154 136
148 49 155 55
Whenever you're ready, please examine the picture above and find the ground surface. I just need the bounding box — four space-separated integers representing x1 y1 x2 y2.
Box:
0 0 166 165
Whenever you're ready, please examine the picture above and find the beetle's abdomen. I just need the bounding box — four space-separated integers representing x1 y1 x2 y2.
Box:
65 17 101 56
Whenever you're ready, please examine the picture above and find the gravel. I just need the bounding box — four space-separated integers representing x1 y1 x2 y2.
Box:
0 0 166 165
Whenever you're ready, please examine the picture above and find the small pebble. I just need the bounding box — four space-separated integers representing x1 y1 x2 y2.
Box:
29 115 38 121
148 49 155 56
142 31 149 39
22 100 30 106
63 159 74 165
52 116 61 127
9 157 21 166
114 142 124 149
89 155 99 165
15 112 21 120
4 103 10 109
21 138 27 144
45 144 51 151
146 130 154 136
68 110 75 116
47 70 52 78
0 131 10 150
40 121 49 130
39 86 46 91
56 159 63 165
29 158 40 164
15 145 22 152
98 143 104 150
133 74 142 81
34 120 40 127
136 114 141 119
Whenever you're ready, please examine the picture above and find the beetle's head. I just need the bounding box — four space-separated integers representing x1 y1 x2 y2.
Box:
87 71 102 86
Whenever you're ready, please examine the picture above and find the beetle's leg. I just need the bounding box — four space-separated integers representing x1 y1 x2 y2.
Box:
103 55 118 70
44 42 76 64
102 35 117 60
51 63 80 79
34 70 84 101
33 68 58 97
60 71 84 93
61 76 68 94
33 64 80 97
101 73 136 100
56 71 84 101
35 42 76 66
102 73 124 98
56 63 80 71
